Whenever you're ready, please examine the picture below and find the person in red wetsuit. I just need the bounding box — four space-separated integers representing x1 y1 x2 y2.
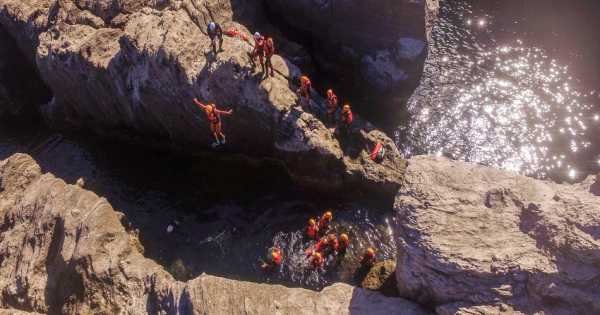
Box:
298 75 312 101
193 98 233 147
317 210 333 236
261 247 283 270
338 233 349 256
264 37 275 77
252 32 266 73
360 247 377 268
326 89 338 125
310 251 324 269
305 218 319 240
339 104 353 138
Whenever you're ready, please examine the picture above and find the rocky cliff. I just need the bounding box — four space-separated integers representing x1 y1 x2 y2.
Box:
0 0 410 195
395 156 600 314
0 153 430 315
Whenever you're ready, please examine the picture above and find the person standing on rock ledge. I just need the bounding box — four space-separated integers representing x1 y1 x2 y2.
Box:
326 89 339 125
264 37 276 77
193 98 233 147
207 22 223 55
298 75 312 103
252 32 266 73
339 104 354 138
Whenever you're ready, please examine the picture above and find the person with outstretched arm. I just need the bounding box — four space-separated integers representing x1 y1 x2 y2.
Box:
193 98 233 147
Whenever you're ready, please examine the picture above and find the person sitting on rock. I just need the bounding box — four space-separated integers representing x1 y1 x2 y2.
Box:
339 104 354 138
264 37 276 77
207 22 223 54
360 247 377 268
252 32 266 72
306 218 319 240
317 210 333 235
309 251 325 270
261 247 283 271
193 98 233 147
297 75 312 102
326 89 339 125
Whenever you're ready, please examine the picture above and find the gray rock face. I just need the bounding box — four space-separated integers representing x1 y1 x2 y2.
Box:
395 156 600 314
0 153 430 315
0 0 406 194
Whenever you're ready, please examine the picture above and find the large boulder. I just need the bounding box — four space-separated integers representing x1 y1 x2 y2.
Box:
0 0 406 194
264 0 440 126
394 156 600 314
0 153 430 315
361 260 398 297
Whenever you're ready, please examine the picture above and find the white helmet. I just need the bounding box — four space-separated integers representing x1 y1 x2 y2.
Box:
254 32 261 39
208 22 216 31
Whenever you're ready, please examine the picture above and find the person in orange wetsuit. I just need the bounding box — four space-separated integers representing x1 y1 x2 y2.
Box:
317 210 333 236
193 98 233 147
297 75 312 101
261 247 283 270
339 104 354 138
310 251 324 270
360 247 377 268
326 89 339 125
305 218 319 240
338 233 349 256
264 37 275 77
252 32 266 73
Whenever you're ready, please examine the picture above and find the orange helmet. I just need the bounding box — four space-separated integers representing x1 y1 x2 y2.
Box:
308 218 316 226
323 211 333 220
312 251 322 259
343 104 350 112
365 247 376 257
327 233 337 242
301 75 310 84
340 233 349 242
207 104 216 112
272 248 282 259
327 89 334 98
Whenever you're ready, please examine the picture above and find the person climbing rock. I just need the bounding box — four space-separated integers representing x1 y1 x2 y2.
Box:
193 98 233 147
370 142 386 163
264 37 275 77
338 233 349 256
339 104 354 138
207 22 223 54
317 210 333 235
261 247 283 270
360 247 377 268
297 75 312 102
252 32 266 73
326 89 339 125
306 218 319 240
310 251 325 269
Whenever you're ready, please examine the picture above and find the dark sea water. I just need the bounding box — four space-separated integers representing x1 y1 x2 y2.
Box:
401 0 600 182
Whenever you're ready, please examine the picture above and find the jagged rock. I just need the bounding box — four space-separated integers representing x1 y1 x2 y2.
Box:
395 156 600 314
0 0 406 194
361 260 398 297
0 153 430 315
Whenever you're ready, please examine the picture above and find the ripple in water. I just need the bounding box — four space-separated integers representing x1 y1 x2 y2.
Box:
400 0 600 181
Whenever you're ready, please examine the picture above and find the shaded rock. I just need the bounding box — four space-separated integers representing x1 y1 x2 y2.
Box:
395 156 600 314
264 0 440 125
0 153 430 314
361 260 398 297
0 0 406 194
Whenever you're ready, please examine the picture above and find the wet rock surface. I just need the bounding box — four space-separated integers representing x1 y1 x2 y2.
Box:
0 0 406 195
0 153 430 315
361 260 398 297
395 156 600 314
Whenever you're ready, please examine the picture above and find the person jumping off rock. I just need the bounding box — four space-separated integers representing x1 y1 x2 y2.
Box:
339 104 354 138
252 32 266 73
193 98 233 147
264 37 276 77
207 22 223 55
297 75 312 102
326 89 338 125
261 247 283 271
